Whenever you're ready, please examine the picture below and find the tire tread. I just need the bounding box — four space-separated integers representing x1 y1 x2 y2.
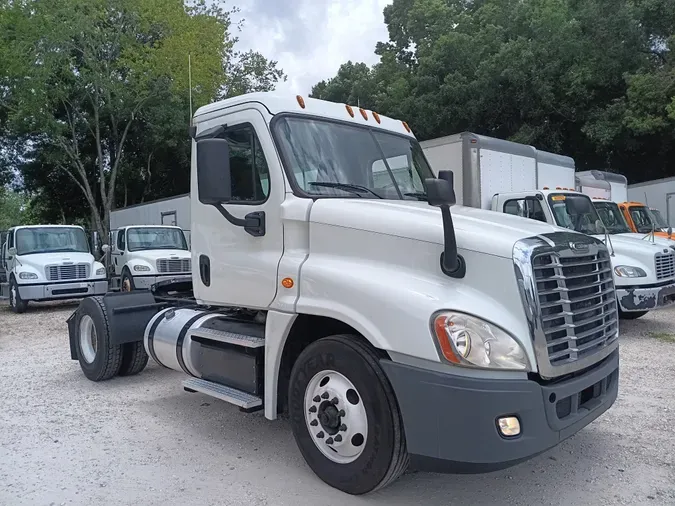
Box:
119 341 149 376
83 296 123 381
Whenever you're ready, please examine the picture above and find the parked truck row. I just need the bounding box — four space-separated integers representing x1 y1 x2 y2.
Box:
55 93 620 495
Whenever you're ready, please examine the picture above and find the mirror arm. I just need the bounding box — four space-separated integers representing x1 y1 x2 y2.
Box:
213 204 266 237
439 205 466 278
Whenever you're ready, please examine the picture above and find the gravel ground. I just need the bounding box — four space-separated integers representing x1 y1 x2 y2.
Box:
1 301 674 506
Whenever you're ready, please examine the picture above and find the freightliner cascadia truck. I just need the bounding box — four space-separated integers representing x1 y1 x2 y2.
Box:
66 94 619 495
422 132 675 320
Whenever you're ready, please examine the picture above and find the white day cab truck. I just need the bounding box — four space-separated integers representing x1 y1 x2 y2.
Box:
1 225 108 313
66 93 619 494
106 225 192 292
421 133 675 320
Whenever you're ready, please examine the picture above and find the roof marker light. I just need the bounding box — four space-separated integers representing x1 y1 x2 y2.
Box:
402 121 411 133
359 108 368 120
372 111 381 123
543 186 549 190
296 95 306 109
345 104 355 118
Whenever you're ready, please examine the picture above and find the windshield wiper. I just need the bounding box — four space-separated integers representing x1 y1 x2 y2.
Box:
308 182 383 199
404 192 428 201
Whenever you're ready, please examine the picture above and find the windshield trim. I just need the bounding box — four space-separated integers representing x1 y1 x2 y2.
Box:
547 193 603 235
269 112 427 201
591 201 632 234
15 226 90 256
126 226 188 252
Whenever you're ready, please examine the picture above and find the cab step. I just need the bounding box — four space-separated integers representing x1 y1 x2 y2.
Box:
182 378 263 412
189 327 265 348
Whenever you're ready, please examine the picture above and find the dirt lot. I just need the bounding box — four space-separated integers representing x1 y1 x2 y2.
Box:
0 301 674 506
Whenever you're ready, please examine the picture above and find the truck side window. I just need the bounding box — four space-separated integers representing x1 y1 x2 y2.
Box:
221 125 270 203
504 198 547 223
7 231 14 248
117 230 125 251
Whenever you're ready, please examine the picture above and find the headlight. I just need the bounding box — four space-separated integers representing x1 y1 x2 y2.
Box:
614 265 647 278
432 312 530 371
133 265 151 272
96 267 106 276
18 272 38 280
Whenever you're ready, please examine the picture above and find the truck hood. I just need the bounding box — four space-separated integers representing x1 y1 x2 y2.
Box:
127 249 190 260
310 199 572 259
16 251 94 268
614 232 675 249
590 233 674 282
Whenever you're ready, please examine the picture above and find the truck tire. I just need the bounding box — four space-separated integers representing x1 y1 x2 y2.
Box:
619 309 648 320
289 335 408 495
121 269 135 292
74 296 123 381
9 277 28 314
118 341 149 376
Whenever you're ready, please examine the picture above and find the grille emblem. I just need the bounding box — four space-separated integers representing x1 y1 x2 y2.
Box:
569 242 589 253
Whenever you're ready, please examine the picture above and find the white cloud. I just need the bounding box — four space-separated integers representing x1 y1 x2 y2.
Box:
231 0 393 95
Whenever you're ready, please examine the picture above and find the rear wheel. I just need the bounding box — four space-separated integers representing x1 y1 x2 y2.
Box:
619 309 649 320
9 277 28 314
118 341 149 376
75 296 123 381
289 335 408 495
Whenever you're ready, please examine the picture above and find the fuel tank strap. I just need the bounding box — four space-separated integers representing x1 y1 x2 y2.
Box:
175 311 222 376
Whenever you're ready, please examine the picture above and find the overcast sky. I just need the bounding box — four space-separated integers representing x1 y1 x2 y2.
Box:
231 0 393 95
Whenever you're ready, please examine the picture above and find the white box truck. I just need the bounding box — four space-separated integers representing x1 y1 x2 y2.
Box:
66 94 619 494
1 225 108 313
421 132 675 318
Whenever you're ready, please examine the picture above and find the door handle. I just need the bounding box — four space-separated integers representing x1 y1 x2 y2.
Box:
199 255 211 286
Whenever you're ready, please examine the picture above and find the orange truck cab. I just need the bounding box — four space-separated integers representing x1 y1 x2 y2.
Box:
619 202 673 239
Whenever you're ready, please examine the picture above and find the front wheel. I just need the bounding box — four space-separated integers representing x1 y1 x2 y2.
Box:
9 278 28 314
289 335 408 495
619 309 649 320
121 270 135 292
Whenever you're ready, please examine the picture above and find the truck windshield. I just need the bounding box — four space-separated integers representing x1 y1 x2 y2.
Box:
628 206 656 234
592 201 632 234
127 227 188 252
650 209 668 229
273 116 433 199
548 194 604 235
16 227 89 255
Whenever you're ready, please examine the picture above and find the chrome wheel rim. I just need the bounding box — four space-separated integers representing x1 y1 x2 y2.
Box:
79 315 97 364
304 370 368 464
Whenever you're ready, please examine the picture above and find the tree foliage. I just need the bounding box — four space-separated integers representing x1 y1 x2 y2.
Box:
311 0 675 183
0 0 285 232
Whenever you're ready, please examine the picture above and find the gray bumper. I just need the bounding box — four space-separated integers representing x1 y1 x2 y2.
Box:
616 281 675 312
380 349 619 472
133 274 191 290
18 280 108 301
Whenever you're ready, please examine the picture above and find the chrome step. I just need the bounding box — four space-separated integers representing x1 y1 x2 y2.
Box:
182 378 262 410
189 327 265 348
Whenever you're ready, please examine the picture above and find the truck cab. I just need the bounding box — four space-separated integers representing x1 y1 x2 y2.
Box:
1 225 107 313
66 94 619 494
619 202 674 239
493 189 675 317
108 225 191 291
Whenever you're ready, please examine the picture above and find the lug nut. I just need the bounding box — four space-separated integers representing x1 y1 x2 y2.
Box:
321 392 330 399
309 406 317 413
326 437 334 445
339 424 347 432
334 435 342 442
310 420 318 426
331 397 339 405
313 395 321 402
316 431 324 439
339 409 345 417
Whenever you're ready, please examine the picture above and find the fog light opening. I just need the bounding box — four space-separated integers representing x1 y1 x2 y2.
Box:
497 416 521 438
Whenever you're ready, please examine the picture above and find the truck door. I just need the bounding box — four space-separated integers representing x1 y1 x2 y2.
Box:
192 108 283 309
111 229 126 276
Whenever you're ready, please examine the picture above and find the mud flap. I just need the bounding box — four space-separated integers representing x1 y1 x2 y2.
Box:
103 291 165 346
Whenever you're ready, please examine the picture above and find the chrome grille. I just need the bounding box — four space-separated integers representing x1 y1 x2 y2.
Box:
655 252 675 280
532 249 618 367
45 263 89 281
156 258 191 273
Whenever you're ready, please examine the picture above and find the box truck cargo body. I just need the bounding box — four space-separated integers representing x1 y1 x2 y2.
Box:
111 194 191 244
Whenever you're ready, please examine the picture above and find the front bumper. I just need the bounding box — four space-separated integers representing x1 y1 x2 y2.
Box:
132 273 191 290
616 281 675 312
380 349 619 472
18 280 108 301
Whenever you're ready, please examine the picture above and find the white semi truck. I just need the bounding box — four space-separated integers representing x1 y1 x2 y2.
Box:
1 225 108 313
66 94 619 494
421 133 675 319
107 225 192 292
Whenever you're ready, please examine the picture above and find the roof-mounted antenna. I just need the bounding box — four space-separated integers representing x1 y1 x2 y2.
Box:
188 53 196 138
